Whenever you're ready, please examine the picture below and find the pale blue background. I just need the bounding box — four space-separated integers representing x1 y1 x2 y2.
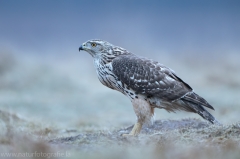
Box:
1 0 240 56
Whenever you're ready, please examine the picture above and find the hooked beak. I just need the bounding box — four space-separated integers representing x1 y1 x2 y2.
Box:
79 45 83 52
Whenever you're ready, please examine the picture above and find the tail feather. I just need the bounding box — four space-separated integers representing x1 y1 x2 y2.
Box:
181 92 216 124
183 100 215 123
183 92 214 110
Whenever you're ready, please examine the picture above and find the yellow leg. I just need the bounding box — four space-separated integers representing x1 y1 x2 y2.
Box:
122 122 142 137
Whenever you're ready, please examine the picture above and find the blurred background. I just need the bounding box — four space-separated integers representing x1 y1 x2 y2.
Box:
0 0 240 130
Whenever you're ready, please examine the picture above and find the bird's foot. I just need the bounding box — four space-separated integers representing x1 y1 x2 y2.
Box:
122 122 142 137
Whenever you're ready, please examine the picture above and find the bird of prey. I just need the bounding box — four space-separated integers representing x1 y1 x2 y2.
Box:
79 39 217 136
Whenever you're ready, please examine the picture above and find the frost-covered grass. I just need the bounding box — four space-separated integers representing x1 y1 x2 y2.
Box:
0 52 240 159
1 111 240 159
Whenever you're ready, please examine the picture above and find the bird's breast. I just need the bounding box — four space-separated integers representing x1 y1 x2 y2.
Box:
93 59 139 101
94 61 124 93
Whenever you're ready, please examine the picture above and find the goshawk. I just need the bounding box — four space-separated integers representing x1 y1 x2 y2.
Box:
79 39 217 136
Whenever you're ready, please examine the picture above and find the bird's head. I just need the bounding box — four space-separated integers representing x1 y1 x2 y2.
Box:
79 39 131 62
79 39 113 57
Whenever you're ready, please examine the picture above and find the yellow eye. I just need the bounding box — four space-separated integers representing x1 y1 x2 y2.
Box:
91 43 97 47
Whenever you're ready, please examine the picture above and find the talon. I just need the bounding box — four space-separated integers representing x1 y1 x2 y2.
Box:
122 122 142 137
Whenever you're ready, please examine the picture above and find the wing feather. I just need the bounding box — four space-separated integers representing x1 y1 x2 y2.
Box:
112 55 192 101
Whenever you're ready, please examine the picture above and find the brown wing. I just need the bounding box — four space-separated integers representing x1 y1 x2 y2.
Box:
112 54 192 101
